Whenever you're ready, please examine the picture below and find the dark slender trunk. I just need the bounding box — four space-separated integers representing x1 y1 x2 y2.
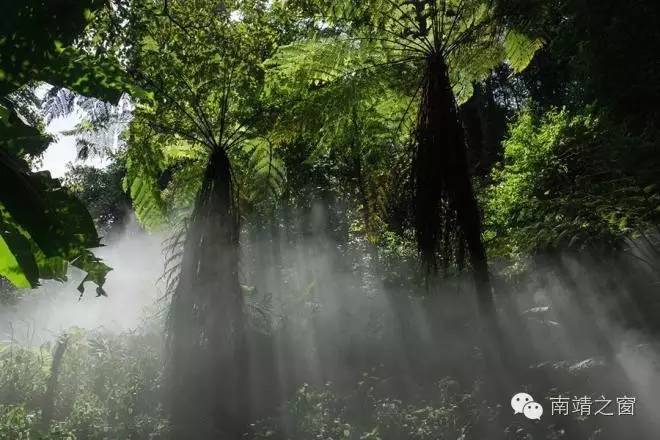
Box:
354 152 373 239
40 335 68 430
461 78 507 177
413 53 497 329
461 85 486 174
168 148 248 439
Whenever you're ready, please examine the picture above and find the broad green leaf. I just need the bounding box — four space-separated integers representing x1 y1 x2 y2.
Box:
0 234 31 288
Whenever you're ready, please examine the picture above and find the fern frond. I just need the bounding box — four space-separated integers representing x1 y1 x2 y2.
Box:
122 126 168 230
159 219 188 298
41 87 76 124
504 30 544 73
239 137 286 206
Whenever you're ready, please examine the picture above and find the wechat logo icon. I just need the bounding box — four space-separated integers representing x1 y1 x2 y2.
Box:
511 392 543 420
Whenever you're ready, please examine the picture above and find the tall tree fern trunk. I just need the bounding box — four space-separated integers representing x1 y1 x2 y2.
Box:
168 148 248 439
413 54 496 328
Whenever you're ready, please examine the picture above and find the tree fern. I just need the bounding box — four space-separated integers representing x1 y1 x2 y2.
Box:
99 1 284 435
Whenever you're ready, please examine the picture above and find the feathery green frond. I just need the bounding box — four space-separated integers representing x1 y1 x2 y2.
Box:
123 135 168 230
240 137 286 205
504 30 544 73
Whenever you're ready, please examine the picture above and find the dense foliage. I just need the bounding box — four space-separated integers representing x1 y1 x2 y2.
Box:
487 108 660 257
0 329 166 439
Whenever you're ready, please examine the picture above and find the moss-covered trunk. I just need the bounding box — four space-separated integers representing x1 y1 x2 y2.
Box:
168 148 248 439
